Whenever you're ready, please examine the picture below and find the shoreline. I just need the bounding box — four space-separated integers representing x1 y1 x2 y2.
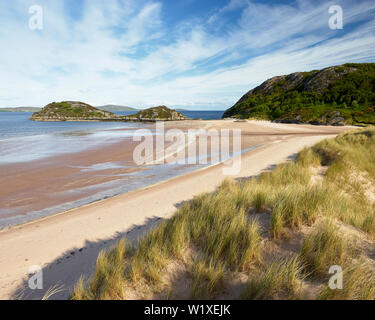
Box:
0 143 261 235
0 120 211 228
0 121 355 300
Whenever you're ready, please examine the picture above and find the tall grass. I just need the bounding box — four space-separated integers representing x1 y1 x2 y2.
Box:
189 258 225 300
73 128 375 300
319 259 375 300
73 239 128 300
241 257 305 300
299 221 354 278
270 185 327 238
73 184 262 299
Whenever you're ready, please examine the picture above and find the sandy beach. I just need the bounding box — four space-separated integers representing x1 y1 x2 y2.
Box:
0 120 354 299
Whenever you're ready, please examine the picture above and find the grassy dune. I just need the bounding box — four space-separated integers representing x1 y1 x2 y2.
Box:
73 128 375 300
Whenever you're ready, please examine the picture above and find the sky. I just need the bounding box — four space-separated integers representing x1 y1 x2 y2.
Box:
0 0 374 110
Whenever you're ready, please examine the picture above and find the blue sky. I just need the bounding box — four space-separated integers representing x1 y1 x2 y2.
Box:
0 0 375 110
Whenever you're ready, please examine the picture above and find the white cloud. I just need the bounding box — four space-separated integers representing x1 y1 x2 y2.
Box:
0 0 374 109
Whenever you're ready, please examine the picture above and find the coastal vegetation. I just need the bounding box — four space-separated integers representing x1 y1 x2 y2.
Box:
73 128 375 300
223 63 375 125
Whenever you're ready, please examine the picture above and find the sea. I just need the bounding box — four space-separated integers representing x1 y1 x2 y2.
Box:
0 110 224 164
0 110 231 227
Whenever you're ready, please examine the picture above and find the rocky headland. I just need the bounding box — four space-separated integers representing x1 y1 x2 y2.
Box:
223 63 375 126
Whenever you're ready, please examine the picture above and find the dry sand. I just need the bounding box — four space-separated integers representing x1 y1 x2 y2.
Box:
0 120 354 299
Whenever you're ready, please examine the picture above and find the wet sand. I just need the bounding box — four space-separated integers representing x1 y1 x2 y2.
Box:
0 120 354 299
0 121 210 227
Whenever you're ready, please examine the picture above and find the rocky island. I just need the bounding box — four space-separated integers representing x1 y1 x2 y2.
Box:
30 101 122 122
30 102 187 122
124 106 186 121
223 63 375 126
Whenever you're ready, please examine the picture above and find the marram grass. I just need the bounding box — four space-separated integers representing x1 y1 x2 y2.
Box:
73 128 375 300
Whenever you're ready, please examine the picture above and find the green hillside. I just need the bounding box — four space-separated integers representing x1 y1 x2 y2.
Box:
223 63 375 125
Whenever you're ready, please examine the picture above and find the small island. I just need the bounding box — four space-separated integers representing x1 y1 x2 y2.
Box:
30 102 187 122
124 106 186 121
30 101 121 121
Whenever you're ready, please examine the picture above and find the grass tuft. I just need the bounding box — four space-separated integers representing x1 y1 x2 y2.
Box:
241 257 305 300
299 221 354 278
189 258 225 300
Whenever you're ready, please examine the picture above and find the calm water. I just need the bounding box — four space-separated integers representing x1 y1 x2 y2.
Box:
0 112 141 164
0 110 224 140
179 110 224 120
0 110 252 228
0 111 224 164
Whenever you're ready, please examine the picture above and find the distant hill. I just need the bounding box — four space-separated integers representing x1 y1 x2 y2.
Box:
0 105 137 113
0 107 41 112
223 63 375 125
30 101 122 121
97 105 138 112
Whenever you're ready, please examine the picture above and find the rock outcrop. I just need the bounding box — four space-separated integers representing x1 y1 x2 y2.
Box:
277 111 346 126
